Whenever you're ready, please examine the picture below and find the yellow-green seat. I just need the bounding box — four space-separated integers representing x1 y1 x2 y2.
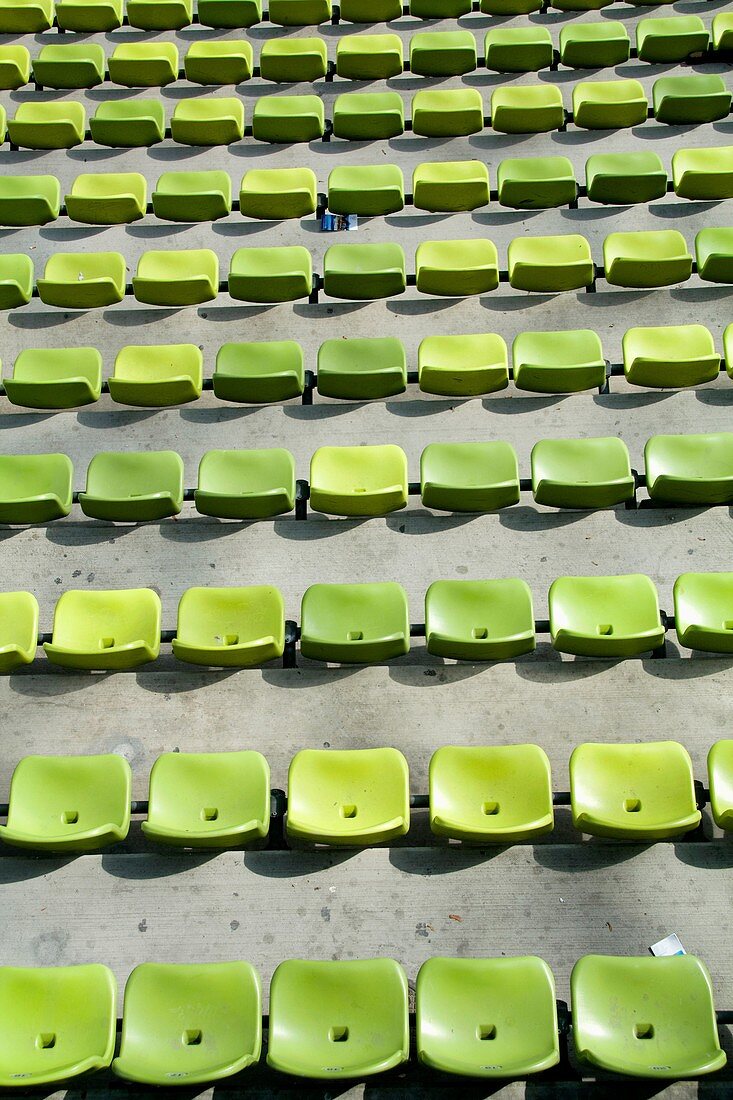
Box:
0 452 73 523
65 172 146 225
127 0 193 28
133 249 219 306
653 75 731 125
673 146 733 201
551 0 611 11
5 347 102 409
421 442 519 512
33 44 105 89
172 587 285 666
409 30 477 77
531 437 634 509
324 242 405 300
44 588 162 670
0 254 33 309
37 252 126 309
109 344 203 407
340 0 400 18
513 329 605 394
300 583 410 663
0 966 116 1087
56 0 122 29
0 0 52 31
0 591 38 671
508 234 593 292
143 751 270 841
572 79 647 129
713 12 733 51
604 230 692 288
416 239 499 297
645 432 733 505
550 574 664 658
328 164 404 217
696 227 733 284
229 246 312 303
491 85 564 134
336 34 403 80
108 42 179 87
79 450 183 522
309 444 408 516
212 340 305 403
9 102 85 149
260 37 328 82
413 161 489 213
195 448 296 518
411 0 469 12
0 175 59 226
675 574 733 655
287 748 409 843
637 15 708 63
184 40 253 84
333 92 404 140
152 171 231 222
268 959 409 1077
417 957 559 1077
424 579 534 661
252 95 324 143
90 99 165 147
198 0 261 25
559 22 630 68
412 88 484 138
171 98 244 145
481 0 540 11
585 151 666 205
623 325 718 389
0 754 131 851
722 323 733 383
485 27 553 73
240 167 317 219
708 739 733 825
269 0 331 23
497 156 576 209
0 44 30 88
113 963 261 1084
317 337 406 400
418 333 508 396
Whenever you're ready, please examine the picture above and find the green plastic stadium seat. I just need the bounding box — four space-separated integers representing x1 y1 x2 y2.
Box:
508 235 593 292
213 340 304 403
410 0 469 13
172 587 285 666
485 27 552 73
171 98 244 145
0 45 30 88
723 323 733 381
0 0 52 30
572 79 647 129
412 89 484 138
551 0 611 11
252 95 324 143
713 12 733 51
531 437 634 509
37 252 126 309
328 165 404 216
413 161 489 213
79 450 183 521
0 754 131 851
113 963 261 1085
708 740 733 825
333 92 404 140
559 22 630 68
300 583 410 663
143 751 270 842
0 966 116 1087
184 40 253 84
418 333 508 396
65 172 146 225
513 329 605 394
127 0 192 28
645 432 733 505
481 0 539 10
195 449 295 518
417 957 559 1076
491 85 564 134
585 151 666 205
317 337 406 400
56 0 122 29
549 574 664 658
421 442 519 512
0 175 59 226
675 574 733 655
0 592 38 671
240 168 316 220
269 0 330 22
109 344 203 407
133 249 218 306
260 38 327 82
268 959 409 1077
152 171 231 222
604 230 692 288
696 228 733 284
90 100 165 147
198 0 261 24
44 588 161 670
498 156 576 210
572 955 724 1077
424 579 534 662
324 243 406 300
623 325 718 389
340 0 400 17
33 44 105 89
637 16 708 63
336 34 403 80
229 246 311 303
0 453 73 524
653 75 731 125
310 445 408 516
287 748 410 844
416 239 499 296
108 43 179 87
410 31 477 77
0 254 32 310
9 102 85 149
5 347 102 409
673 147 733 201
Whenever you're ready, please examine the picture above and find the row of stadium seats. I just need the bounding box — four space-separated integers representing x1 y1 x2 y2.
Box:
1 954 726 1085
1 572 731 671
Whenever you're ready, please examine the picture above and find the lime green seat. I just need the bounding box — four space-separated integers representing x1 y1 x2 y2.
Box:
623 325 718 388
559 22 630 68
152 171 231 222
37 252 126 309
410 31 477 77
416 239 499 297
481 0 540 11
411 0 470 10
0 254 32 309
340 0 400 17
418 333 508 396
0 453 73 523
485 27 553 73
229 246 311 303
184 40 253 84
65 172 146 225
722 323 733 382
508 234 593 292
213 340 304 403
0 175 59 226
79 450 183 521
252 95 324 143
424 579 534 661
268 959 409 1077
133 249 218 306
300 583 410 663
604 230 692 288
653 75 731 125
0 754 131 851
673 147 733 201
645 432 733 505
708 740 733 825
109 344 203 407
637 16 708 62
572 79 647 129
90 100 165 147
56 0 122 29
412 89 484 138
198 0 261 24
127 0 192 28
585 151 666 205
143 751 270 842
172 587 285 666
317 337 406 400
328 165 403 217
549 574 664 657
675 574 733 655
260 37 327 82
413 161 489 213
309 445 408 516
0 0 52 30
0 45 28 89
497 156 576 209
108 42 179 87
171 98 244 145
286 748 409 844
269 0 330 23
9 102 85 149
713 12 733 51
195 448 295 518
240 168 316 220
421 442 519 512
45 588 161 670
417 957 559 1076
531 437 634 509
551 0 610 10
0 966 116 1087
333 92 404 140
113 963 261 1085
0 592 38 671
336 34 403 80
324 243 405 300
491 85 563 134
33 44 105 89
572 955 724 1077
696 228 733 284
513 329 605 394
5 347 102 409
